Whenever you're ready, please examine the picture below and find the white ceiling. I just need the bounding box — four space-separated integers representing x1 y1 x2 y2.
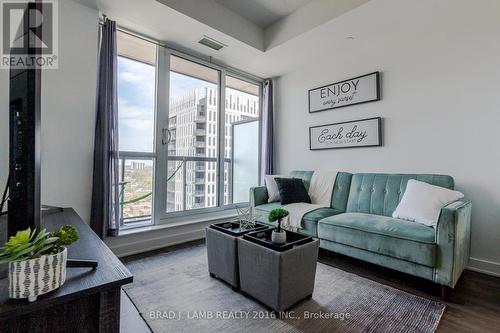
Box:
214 0 313 29
154 0 369 51
75 0 372 78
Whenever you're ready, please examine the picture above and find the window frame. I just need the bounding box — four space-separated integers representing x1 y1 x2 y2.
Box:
115 27 264 228
223 73 263 208
116 50 159 230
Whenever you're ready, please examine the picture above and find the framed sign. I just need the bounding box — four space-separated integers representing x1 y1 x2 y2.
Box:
309 117 382 150
308 72 380 113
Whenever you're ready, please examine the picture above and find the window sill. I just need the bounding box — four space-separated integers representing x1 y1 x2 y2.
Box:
118 209 238 236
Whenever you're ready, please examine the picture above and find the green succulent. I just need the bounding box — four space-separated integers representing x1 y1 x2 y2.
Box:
50 225 79 246
0 225 80 264
268 208 289 232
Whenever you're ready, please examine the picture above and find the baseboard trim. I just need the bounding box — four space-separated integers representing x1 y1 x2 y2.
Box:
109 229 500 279
466 257 500 277
107 228 206 258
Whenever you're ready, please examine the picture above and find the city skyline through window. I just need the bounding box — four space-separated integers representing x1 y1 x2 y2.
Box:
117 55 156 223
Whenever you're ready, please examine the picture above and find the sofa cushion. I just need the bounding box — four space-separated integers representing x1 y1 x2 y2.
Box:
264 175 286 203
254 203 343 237
275 177 311 204
331 172 353 211
318 213 437 267
346 173 455 217
392 179 464 227
288 171 353 211
289 171 314 191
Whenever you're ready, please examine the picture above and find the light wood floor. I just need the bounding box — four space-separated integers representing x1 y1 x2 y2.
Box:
120 240 500 333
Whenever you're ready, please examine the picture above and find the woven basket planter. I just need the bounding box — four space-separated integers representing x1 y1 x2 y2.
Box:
8 247 67 302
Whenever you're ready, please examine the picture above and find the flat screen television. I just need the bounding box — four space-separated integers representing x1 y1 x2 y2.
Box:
2 3 42 236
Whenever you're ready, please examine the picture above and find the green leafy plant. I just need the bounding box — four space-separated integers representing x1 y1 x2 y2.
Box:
0 225 79 264
268 208 289 232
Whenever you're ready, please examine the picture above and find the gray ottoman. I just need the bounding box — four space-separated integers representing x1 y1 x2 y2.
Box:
237 232 319 312
206 222 268 289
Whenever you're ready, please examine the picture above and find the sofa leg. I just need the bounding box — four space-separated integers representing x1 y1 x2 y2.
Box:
440 285 451 301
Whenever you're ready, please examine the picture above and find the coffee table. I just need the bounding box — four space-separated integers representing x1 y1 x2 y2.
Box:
238 229 319 312
206 221 268 290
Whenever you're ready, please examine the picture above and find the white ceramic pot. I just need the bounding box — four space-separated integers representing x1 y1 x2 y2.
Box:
9 247 67 302
271 230 287 245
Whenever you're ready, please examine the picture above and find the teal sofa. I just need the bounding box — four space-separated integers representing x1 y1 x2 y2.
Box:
250 171 472 299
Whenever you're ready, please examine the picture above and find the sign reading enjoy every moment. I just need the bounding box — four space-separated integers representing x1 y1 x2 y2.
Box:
308 72 380 113
309 117 382 150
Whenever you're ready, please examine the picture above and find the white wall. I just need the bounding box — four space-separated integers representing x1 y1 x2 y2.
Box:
275 0 500 275
0 0 99 223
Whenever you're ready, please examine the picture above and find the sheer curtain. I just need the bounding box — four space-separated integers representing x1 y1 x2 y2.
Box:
90 18 120 238
260 79 274 184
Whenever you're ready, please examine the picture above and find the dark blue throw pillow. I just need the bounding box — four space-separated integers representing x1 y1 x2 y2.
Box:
274 178 311 205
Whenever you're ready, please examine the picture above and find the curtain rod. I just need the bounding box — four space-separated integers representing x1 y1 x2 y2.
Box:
98 19 266 82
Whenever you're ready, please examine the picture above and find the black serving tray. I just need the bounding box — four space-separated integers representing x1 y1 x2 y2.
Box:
210 221 269 236
243 228 313 252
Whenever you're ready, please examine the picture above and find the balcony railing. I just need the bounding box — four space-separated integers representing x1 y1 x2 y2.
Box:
118 155 155 227
194 114 206 123
166 155 231 213
195 129 206 136
118 154 233 225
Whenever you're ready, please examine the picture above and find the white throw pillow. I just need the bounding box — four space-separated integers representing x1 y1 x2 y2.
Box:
265 175 286 203
392 179 464 227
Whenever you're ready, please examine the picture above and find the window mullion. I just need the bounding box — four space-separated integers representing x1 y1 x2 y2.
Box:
218 69 227 207
258 82 264 186
154 46 170 223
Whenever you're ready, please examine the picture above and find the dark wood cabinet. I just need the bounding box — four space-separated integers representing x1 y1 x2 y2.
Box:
0 208 133 332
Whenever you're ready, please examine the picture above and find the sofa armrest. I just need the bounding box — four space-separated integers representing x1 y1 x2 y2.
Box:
250 186 268 207
434 199 472 287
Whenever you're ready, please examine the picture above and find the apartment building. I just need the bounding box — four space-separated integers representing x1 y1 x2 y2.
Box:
167 87 259 212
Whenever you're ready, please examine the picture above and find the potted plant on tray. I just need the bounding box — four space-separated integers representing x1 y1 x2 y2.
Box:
268 208 289 245
0 225 79 302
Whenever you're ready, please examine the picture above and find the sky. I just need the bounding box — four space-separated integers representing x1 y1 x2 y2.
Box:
117 56 255 154
117 57 156 152
117 56 213 153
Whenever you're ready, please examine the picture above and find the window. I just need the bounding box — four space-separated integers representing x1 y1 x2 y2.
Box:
116 31 261 228
224 75 261 204
117 31 157 227
166 55 219 213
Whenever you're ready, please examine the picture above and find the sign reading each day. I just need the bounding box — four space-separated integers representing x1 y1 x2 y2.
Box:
309 117 382 150
308 72 380 113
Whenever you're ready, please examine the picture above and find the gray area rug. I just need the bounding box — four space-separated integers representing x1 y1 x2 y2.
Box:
123 244 444 333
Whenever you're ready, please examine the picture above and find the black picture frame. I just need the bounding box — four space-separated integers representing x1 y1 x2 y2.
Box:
308 72 381 113
309 117 383 150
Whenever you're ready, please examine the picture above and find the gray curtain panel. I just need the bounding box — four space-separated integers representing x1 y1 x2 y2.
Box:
260 79 274 184
90 19 120 238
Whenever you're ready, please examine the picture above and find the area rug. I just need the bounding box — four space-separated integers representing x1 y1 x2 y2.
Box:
123 244 444 333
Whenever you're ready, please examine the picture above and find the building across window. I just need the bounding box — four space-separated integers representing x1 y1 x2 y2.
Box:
116 32 261 227
167 64 260 211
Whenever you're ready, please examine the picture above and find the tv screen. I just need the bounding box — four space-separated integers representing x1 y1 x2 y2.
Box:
5 4 42 237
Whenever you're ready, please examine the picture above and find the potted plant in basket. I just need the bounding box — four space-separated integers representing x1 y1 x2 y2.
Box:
0 225 79 302
268 208 289 245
